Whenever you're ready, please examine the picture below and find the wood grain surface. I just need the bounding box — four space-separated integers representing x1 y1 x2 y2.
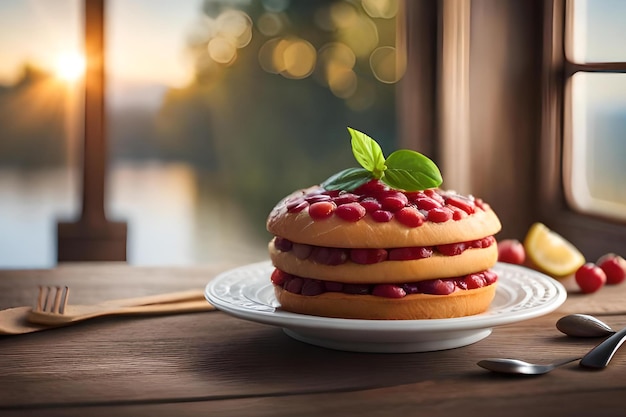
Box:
1 263 625 416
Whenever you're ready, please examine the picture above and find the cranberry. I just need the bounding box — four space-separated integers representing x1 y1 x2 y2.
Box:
379 191 409 211
415 197 441 211
323 281 344 292
418 279 456 295
284 277 304 294
292 243 313 260
483 270 498 284
463 273 486 289
449 205 469 220
308 201 336 220
427 207 453 223
350 248 388 264
437 242 466 256
310 246 348 265
372 284 406 298
370 210 393 222
273 237 293 252
343 283 371 294
335 202 367 222
305 194 332 203
575 263 607 294
301 279 324 296
597 253 626 285
395 207 424 227
424 188 445 204
359 197 382 212
286 198 308 213
446 195 475 214
388 247 433 261
270 269 289 286
354 179 388 195
497 239 526 265
334 192 360 205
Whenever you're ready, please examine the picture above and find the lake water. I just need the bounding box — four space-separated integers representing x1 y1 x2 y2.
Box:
0 163 268 269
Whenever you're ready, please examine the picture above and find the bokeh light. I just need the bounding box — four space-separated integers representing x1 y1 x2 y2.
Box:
362 0 399 19
258 37 316 79
257 12 284 37
370 46 404 83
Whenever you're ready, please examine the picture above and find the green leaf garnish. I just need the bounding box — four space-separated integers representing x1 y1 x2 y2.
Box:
348 127 386 178
321 127 443 192
321 167 373 191
382 150 443 191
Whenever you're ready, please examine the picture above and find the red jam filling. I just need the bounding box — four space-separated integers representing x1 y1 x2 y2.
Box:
273 236 496 265
271 268 498 298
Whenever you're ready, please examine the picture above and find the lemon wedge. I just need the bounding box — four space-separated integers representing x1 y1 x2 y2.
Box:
524 222 585 278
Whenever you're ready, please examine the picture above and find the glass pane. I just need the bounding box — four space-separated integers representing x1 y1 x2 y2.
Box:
566 73 626 221
569 0 626 63
0 0 82 268
106 0 402 265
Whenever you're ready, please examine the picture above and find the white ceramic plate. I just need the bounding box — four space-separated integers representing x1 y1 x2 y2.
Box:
205 261 567 353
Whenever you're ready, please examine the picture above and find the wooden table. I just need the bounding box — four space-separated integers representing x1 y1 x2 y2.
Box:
1 263 625 416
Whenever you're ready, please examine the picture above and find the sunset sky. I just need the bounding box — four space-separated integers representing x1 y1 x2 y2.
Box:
0 0 203 88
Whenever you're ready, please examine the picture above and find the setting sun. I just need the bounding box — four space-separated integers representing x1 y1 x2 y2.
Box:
54 52 85 82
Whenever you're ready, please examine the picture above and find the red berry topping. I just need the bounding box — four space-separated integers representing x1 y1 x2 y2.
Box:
284 276 304 293
335 202 367 222
359 197 382 212
273 237 293 252
301 279 324 296
427 206 453 223
370 210 393 222
292 243 313 260
395 207 424 227
354 179 388 195
446 195 475 214
379 191 409 211
415 197 441 211
334 192 360 205
463 273 486 289
308 201 336 220
286 198 308 213
350 248 388 264
305 194 332 203
310 246 348 265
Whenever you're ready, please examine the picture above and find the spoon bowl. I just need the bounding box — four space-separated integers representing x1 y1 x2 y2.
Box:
478 357 581 375
556 314 615 338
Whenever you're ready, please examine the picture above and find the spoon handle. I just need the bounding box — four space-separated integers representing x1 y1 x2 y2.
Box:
580 326 626 369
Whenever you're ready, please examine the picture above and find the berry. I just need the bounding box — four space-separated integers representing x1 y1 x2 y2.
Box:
335 202 366 222
596 253 626 285
350 248 388 264
308 201 336 220
418 279 456 295
415 196 441 211
575 263 607 294
270 269 289 286
427 207 453 223
379 191 409 211
437 242 466 256
395 207 424 227
497 239 526 265
370 210 393 222
273 237 293 252
291 243 313 260
446 195 475 214
372 284 406 298
388 246 433 261
359 197 382 212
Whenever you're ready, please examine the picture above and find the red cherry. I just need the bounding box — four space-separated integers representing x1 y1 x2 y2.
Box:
575 263 607 294
497 239 526 265
596 253 626 285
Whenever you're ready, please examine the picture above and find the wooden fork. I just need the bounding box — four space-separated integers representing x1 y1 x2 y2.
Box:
28 286 215 326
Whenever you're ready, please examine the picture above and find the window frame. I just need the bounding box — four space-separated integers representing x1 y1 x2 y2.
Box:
540 0 626 259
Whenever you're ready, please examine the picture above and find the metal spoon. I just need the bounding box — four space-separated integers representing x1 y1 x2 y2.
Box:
477 357 581 375
556 314 615 338
478 325 626 374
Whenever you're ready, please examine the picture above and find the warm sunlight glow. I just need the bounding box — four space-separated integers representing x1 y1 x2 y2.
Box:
54 52 85 82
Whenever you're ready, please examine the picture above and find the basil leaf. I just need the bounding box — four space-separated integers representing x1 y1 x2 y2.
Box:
321 167 373 191
348 127 386 178
382 150 443 191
